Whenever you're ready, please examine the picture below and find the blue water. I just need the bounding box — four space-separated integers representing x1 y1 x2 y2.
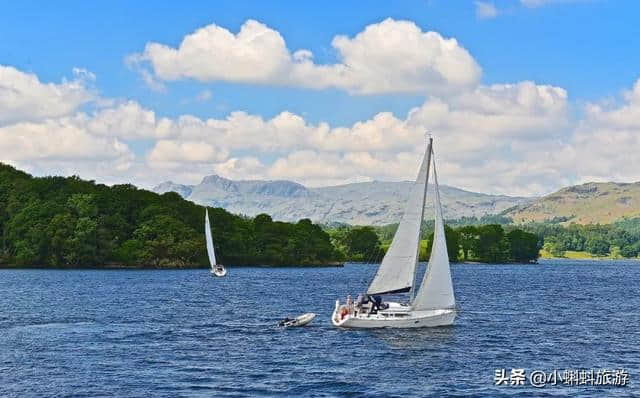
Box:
1 260 639 397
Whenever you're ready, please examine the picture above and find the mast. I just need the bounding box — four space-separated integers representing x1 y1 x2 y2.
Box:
410 136 432 303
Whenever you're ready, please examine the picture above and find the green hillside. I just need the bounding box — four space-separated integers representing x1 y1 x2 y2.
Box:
507 182 640 224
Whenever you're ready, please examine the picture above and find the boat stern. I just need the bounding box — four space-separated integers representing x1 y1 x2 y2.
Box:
331 299 350 327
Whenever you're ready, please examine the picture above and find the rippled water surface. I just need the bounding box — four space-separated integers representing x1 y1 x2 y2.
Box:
1 260 639 397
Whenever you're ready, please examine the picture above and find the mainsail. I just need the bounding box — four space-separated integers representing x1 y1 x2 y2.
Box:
412 157 456 311
205 209 217 268
367 140 432 295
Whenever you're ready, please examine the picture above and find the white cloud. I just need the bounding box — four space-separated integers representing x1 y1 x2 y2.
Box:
475 1 500 19
0 117 134 184
0 65 577 195
265 150 422 187
3 60 639 198
564 79 640 183
85 100 174 139
0 65 94 125
5 78 570 193
410 81 568 139
129 18 481 95
140 69 167 93
228 81 569 193
0 118 130 162
128 80 568 192
403 82 571 195
148 139 228 167
213 157 265 181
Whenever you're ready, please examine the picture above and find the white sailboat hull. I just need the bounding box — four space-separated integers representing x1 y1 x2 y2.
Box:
331 300 455 329
211 266 227 277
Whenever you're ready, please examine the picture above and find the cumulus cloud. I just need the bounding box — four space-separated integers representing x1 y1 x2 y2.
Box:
137 108 416 157
0 118 130 162
265 150 423 187
213 157 265 181
119 79 568 191
409 81 568 143
4 50 639 197
0 117 134 184
565 79 640 183
148 139 228 167
225 81 569 192
0 65 574 193
128 18 482 95
0 65 94 125
0 63 583 195
84 100 174 139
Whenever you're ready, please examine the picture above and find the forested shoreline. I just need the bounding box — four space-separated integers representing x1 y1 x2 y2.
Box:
0 164 339 268
351 216 640 263
329 223 541 264
524 220 640 259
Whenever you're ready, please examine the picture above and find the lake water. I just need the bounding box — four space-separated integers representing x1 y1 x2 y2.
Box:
1 260 639 397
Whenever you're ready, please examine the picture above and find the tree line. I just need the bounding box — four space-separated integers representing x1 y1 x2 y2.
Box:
521 220 640 258
330 217 640 263
0 164 339 267
328 223 540 263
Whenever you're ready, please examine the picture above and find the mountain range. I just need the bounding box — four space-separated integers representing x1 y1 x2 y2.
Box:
153 175 533 225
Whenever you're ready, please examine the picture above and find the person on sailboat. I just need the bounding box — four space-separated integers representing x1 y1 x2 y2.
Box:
354 293 375 314
370 295 383 313
355 293 366 309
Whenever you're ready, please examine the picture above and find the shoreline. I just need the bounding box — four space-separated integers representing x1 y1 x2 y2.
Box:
539 249 640 261
538 256 640 261
3 259 638 270
0 262 345 270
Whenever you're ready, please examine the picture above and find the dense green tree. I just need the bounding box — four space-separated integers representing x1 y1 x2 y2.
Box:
585 236 610 256
506 229 539 262
543 237 565 258
620 242 640 258
339 226 381 261
458 225 478 261
473 224 509 263
344 227 380 260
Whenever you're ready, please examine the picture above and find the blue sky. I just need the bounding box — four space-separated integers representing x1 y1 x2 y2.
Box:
3 0 639 122
1 0 639 195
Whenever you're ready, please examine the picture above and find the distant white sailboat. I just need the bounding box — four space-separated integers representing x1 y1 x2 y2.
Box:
332 137 455 328
205 209 227 277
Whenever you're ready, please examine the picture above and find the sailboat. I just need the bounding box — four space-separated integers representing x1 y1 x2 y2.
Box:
205 209 227 277
332 137 455 328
